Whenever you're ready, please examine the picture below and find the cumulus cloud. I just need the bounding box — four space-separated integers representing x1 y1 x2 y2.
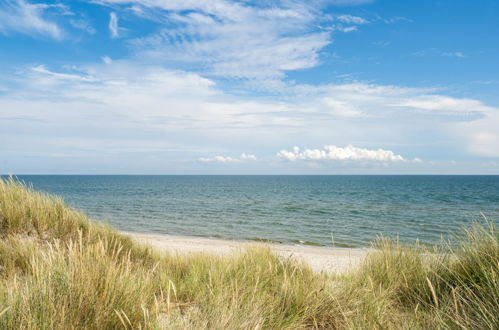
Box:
0 0 64 39
109 12 119 38
199 153 257 163
277 145 411 162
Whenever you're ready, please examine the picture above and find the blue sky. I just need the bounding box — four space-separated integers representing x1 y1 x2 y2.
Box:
1 0 498 174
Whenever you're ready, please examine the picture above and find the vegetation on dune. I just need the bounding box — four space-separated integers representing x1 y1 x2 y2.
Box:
0 177 497 329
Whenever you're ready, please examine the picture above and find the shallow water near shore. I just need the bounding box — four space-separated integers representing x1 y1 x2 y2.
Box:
9 175 499 248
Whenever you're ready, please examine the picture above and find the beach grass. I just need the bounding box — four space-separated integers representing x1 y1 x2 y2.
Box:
0 177 497 329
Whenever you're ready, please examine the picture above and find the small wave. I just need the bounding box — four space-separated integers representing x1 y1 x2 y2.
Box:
289 239 323 247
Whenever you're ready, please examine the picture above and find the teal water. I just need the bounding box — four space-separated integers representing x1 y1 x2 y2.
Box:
10 175 499 248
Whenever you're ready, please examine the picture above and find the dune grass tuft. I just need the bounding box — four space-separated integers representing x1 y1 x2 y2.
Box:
0 177 497 329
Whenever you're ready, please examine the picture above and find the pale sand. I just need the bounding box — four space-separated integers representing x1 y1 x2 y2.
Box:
125 232 368 274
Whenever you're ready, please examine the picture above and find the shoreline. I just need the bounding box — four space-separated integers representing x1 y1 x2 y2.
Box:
124 231 368 273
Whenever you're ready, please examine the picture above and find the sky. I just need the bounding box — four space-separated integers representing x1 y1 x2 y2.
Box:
0 0 498 174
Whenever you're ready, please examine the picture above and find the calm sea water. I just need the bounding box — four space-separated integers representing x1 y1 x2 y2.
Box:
10 175 499 248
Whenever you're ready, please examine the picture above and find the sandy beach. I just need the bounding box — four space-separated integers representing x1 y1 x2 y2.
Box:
125 231 368 274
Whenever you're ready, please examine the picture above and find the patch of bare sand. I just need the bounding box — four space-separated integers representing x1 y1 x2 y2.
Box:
125 232 367 274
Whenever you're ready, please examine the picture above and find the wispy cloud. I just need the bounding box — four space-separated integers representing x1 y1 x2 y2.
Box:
394 95 492 114
414 49 466 59
442 51 466 58
70 17 96 35
336 14 369 24
0 0 64 39
101 56 113 64
330 13 370 34
29 65 98 82
382 16 412 24
371 41 390 47
109 12 119 38
96 0 331 79
335 26 358 32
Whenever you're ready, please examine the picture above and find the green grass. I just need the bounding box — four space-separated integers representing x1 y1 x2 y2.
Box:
0 177 497 329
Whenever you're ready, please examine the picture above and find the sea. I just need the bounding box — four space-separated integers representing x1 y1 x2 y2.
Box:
9 175 499 248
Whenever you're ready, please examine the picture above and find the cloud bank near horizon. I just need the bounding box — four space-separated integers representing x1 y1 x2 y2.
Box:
0 61 497 173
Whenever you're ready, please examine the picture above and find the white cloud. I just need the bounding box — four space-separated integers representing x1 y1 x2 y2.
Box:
29 65 98 82
69 18 96 35
335 26 358 33
336 14 369 24
450 111 499 157
199 153 257 163
12 65 498 128
382 16 412 24
0 0 63 39
322 97 364 117
415 49 466 59
331 14 369 34
277 145 409 162
442 51 465 58
395 95 494 114
241 153 257 161
199 156 241 163
109 12 119 38
101 56 113 64
95 0 331 78
2 61 498 172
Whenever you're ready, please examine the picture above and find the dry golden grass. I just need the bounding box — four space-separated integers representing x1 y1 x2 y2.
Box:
0 177 497 329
